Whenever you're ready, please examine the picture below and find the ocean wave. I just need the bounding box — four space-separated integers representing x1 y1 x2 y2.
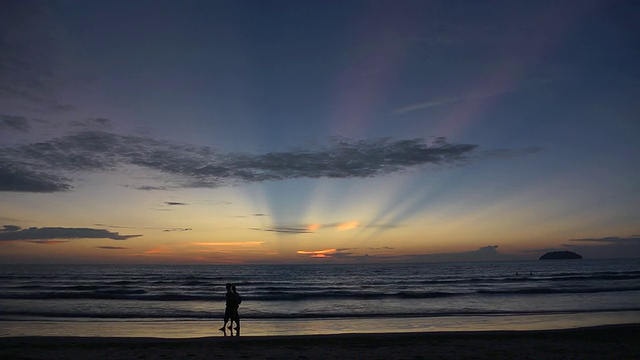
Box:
478 286 640 295
2 307 640 321
1 286 638 301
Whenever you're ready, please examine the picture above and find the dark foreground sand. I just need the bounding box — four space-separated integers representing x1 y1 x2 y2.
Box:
1 324 638 360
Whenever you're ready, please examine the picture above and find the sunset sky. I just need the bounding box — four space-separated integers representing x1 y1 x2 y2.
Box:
1 0 638 264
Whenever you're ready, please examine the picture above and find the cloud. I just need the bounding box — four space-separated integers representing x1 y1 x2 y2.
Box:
0 115 30 132
97 246 128 250
0 226 142 241
27 240 69 245
94 223 137 229
164 202 188 206
394 89 514 115
1 225 21 232
478 147 544 159
193 242 264 246
518 247 563 254
251 227 313 234
569 236 640 244
69 118 112 129
162 228 192 232
131 185 171 191
336 221 359 231
0 161 72 192
0 131 538 192
297 248 339 258
296 248 355 259
48 104 76 113
94 223 192 233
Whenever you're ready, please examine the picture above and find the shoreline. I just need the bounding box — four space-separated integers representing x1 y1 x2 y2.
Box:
1 324 639 359
3 310 639 338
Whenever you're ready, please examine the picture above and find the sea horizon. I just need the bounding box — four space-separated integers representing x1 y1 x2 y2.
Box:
3 256 638 266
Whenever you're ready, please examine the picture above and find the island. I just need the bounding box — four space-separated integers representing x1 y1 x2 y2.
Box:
539 251 583 260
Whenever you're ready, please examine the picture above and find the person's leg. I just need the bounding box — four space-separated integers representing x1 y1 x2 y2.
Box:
227 310 233 329
233 307 240 330
220 308 230 330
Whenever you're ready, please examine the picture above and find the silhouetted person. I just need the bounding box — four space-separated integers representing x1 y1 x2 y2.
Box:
231 285 242 333
220 283 233 332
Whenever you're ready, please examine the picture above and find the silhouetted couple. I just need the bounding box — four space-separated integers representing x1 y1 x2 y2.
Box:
220 283 241 335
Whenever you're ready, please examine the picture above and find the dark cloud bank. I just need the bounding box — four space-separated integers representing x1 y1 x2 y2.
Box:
0 226 141 241
0 131 541 193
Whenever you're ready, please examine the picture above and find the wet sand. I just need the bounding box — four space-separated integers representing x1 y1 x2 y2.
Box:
1 323 638 359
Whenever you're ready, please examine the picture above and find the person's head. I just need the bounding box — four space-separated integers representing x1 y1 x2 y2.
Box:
232 285 237 292
226 283 232 291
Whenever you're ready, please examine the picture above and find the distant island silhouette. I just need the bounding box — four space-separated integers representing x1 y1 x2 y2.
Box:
539 251 583 260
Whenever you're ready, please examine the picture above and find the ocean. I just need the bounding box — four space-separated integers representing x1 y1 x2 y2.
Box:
1 259 639 337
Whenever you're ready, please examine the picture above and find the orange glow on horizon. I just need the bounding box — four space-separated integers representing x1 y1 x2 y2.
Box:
297 248 337 255
28 240 69 245
143 247 173 254
192 242 265 246
307 223 321 231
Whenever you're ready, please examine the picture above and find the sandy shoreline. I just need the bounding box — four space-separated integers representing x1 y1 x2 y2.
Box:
1 324 639 360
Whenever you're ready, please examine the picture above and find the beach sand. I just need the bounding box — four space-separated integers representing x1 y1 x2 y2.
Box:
1 324 638 360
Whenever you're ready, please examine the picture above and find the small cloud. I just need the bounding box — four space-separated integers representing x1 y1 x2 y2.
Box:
518 247 563 253
162 228 192 232
93 223 137 229
132 185 170 191
48 104 76 113
164 201 188 206
193 242 264 246
297 248 338 258
69 118 112 129
569 235 640 244
336 221 359 231
1 225 21 232
252 213 268 217
97 246 128 250
478 147 544 159
250 227 313 234
0 162 72 192
296 248 354 259
26 240 69 245
393 88 514 115
0 115 30 132
204 200 232 205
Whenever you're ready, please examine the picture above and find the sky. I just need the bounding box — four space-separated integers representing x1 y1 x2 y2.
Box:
1 0 639 264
